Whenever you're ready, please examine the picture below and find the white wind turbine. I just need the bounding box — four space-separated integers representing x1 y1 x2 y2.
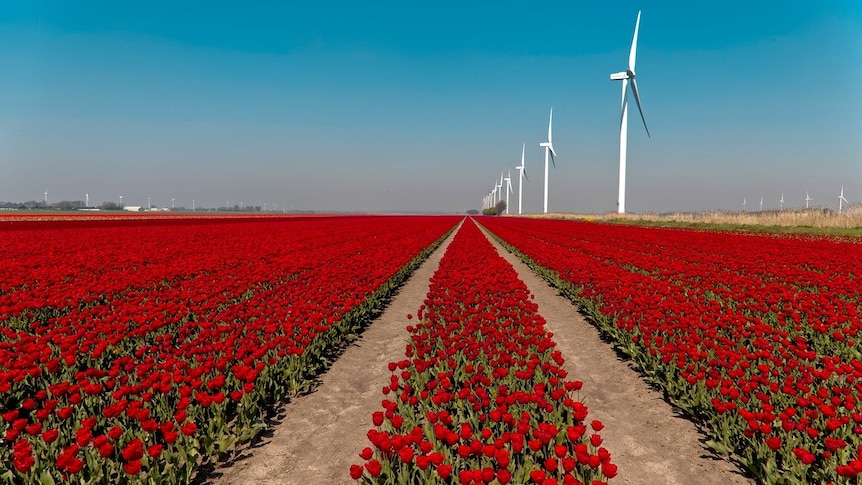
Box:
742 197 747 212
839 186 848 214
611 10 650 214
805 191 813 209
780 193 785 210
516 143 529 215
497 173 504 207
759 196 763 212
44 188 48 205
85 193 89 207
504 171 513 215
539 108 557 214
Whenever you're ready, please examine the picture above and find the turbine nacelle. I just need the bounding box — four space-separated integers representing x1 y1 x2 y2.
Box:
539 142 557 167
610 71 631 81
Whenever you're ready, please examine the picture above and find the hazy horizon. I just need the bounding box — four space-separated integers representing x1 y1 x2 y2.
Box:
2 1 860 214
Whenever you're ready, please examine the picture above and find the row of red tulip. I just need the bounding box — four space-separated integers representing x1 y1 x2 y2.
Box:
1 215 459 483
352 219 617 485
479 217 862 484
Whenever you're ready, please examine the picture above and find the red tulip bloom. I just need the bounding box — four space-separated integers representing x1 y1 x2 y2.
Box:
365 459 382 477
123 460 142 475
765 436 782 450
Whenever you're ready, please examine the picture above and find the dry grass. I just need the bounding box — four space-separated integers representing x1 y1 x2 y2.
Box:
526 206 862 236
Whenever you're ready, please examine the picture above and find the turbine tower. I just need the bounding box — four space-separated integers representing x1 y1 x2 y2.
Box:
497 173 503 207
839 186 848 214
504 171 513 215
539 108 557 214
759 196 763 212
780 193 784 210
611 10 650 214
44 188 48 205
516 143 529 215
805 191 812 209
85 193 89 207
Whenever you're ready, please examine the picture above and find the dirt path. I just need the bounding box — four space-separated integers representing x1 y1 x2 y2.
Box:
206 225 460 485
479 225 752 485
206 219 753 485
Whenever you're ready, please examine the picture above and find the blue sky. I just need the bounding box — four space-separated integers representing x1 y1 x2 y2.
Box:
1 1 860 213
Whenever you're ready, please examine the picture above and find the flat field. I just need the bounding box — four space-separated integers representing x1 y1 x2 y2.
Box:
1 214 860 484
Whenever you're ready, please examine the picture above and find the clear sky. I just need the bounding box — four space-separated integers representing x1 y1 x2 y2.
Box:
1 1 860 213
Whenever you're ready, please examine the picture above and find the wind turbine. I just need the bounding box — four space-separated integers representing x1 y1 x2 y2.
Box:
497 173 503 207
44 188 48 205
805 192 813 209
171 198 175 209
780 193 784 210
539 108 557 214
85 193 89 208
516 143 529 215
759 196 763 212
611 10 650 214
742 197 746 212
119 195 123 207
504 171 513 215
839 186 848 214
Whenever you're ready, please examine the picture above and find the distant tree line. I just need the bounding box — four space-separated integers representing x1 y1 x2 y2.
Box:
482 200 507 216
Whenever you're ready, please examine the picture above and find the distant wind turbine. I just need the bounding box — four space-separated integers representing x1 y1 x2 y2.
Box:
85 193 89 208
497 173 504 207
742 197 746 212
44 188 48 205
516 143 529 215
539 108 557 214
759 196 763 212
839 186 848 214
805 192 813 209
611 10 651 214
780 193 784 210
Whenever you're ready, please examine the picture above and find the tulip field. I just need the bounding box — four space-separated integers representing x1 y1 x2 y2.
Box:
352 218 616 485
0 215 458 484
2 214 862 484
480 217 862 484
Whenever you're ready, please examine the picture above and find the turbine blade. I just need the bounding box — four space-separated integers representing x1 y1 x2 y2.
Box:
521 143 525 167
629 79 651 137
549 146 557 168
548 108 553 143
629 11 641 72
523 168 529 182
